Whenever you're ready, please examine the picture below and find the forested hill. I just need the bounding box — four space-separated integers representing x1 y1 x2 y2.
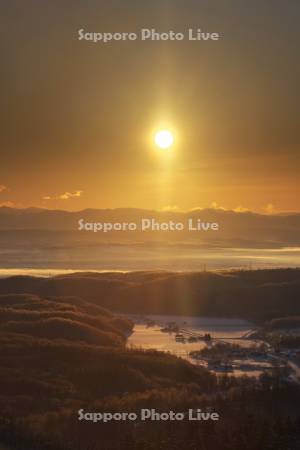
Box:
0 268 299 321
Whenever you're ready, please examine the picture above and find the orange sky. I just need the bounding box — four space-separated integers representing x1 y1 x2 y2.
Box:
0 1 299 213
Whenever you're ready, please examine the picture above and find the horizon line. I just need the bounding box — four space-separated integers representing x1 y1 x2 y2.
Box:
0 205 300 217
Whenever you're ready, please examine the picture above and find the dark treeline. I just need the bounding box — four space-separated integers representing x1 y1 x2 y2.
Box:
268 316 300 329
0 268 300 321
0 290 300 449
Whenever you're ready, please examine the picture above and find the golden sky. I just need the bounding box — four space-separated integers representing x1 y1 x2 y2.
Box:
0 0 299 212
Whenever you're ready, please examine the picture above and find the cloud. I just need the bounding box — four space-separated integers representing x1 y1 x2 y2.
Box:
189 202 226 212
0 185 8 193
43 191 83 201
160 205 179 212
190 204 250 213
233 206 250 213
264 203 277 215
189 206 203 212
0 201 15 207
210 202 226 210
59 191 83 200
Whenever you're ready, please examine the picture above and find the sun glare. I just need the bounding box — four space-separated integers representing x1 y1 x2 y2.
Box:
154 130 174 149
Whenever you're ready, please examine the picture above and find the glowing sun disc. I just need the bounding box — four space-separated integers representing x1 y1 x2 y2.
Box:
154 130 174 149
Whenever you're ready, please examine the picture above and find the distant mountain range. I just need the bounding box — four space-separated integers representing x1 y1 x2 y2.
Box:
0 206 299 248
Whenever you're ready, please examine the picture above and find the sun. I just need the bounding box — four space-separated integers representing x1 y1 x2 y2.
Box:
154 130 174 149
